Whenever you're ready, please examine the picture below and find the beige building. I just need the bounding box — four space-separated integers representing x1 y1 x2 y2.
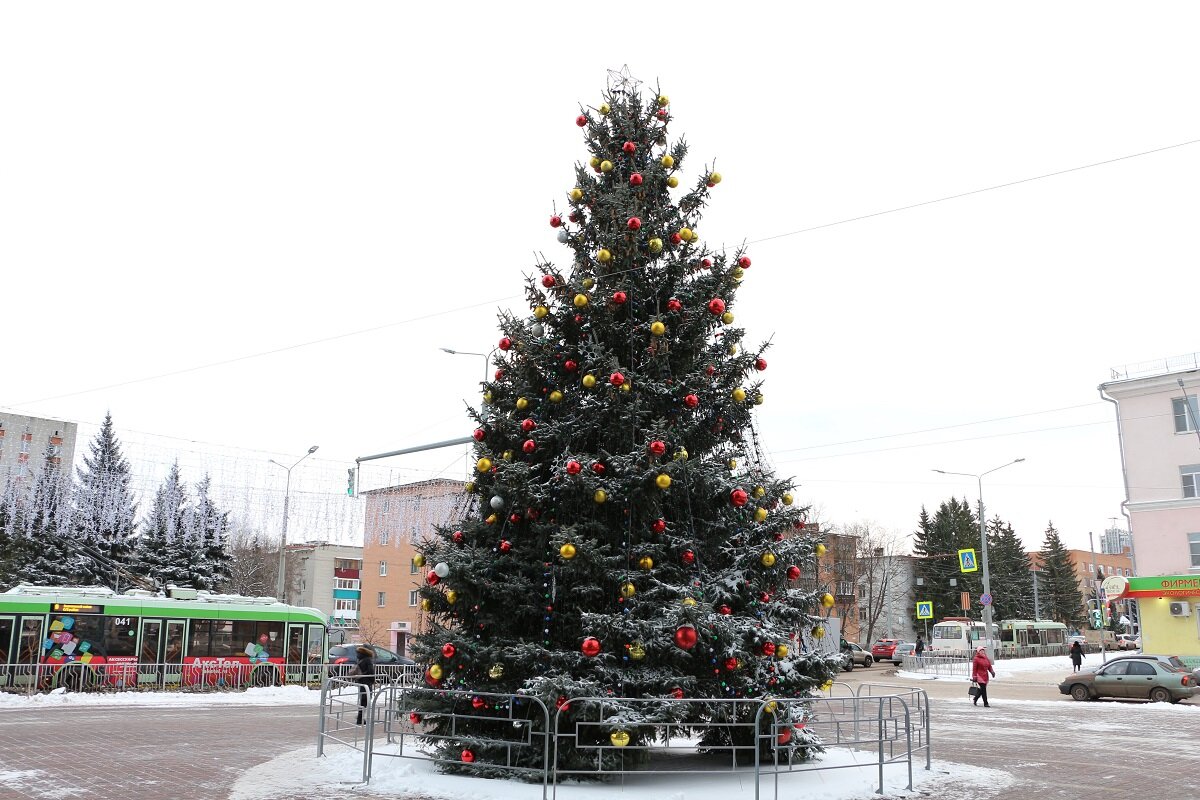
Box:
359 479 469 656
283 542 363 638
1101 354 1200 577
0 413 78 483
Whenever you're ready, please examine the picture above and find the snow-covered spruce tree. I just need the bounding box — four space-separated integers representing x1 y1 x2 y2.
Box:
19 454 83 586
71 412 139 587
136 462 195 588
191 474 232 590
411 72 837 775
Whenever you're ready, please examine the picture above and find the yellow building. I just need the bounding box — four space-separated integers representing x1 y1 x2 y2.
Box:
1105 575 1200 670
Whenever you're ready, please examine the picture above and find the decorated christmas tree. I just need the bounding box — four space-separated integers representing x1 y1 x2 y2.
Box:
411 69 839 774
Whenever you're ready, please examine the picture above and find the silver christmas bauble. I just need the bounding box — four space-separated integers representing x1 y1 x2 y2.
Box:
433 562 450 578
556 229 569 243
489 495 505 510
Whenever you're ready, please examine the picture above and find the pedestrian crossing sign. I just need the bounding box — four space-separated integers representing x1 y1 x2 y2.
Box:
916 601 933 619
958 548 978 573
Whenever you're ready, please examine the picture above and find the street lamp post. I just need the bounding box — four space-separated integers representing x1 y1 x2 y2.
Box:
269 445 319 603
933 458 1025 660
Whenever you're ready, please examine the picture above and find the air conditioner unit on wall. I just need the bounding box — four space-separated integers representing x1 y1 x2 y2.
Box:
1168 601 1192 617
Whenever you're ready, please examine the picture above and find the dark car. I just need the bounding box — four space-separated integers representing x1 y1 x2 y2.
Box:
870 638 901 662
327 644 414 677
1058 655 1197 703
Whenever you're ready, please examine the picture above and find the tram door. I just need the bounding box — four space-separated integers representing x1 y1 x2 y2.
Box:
285 624 305 685
163 620 185 685
307 623 326 684
15 616 45 689
139 619 163 686
0 616 13 687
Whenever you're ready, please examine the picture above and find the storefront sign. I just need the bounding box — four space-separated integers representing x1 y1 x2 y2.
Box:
1116 576 1200 599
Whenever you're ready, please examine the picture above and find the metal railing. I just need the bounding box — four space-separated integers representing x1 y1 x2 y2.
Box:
317 676 376 756
899 654 971 677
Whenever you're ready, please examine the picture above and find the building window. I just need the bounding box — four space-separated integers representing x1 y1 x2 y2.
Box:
1174 397 1200 433
1181 465 1200 498
383 499 391 512
335 598 359 613
1190 533 1200 569
836 581 853 597
377 592 386 607
379 560 388 576
334 578 360 590
410 560 419 574
380 530 390 546
409 590 419 606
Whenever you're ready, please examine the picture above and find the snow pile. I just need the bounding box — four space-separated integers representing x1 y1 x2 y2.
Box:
0 768 85 798
0 684 321 710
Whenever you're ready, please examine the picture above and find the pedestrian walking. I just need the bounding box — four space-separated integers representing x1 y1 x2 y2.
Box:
1069 640 1085 673
971 646 995 708
352 645 376 725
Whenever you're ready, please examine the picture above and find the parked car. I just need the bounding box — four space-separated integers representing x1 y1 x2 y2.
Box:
870 638 901 662
891 642 917 666
1104 653 1199 680
1058 655 1197 703
327 644 415 677
844 642 873 668
1112 634 1140 651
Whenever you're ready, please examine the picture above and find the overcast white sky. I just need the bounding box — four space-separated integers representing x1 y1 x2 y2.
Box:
4 2 1199 555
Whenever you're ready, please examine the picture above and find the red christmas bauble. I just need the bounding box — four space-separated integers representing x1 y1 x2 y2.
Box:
581 637 602 657
610 371 625 386
761 641 776 657
521 418 536 433
622 141 636 153
591 461 605 475
424 669 441 687
707 298 726 315
426 570 439 586
498 336 513 351
755 358 768 371
787 565 801 580
651 518 667 533
670 233 682 245
719 604 732 615
759 591 771 603
550 215 562 228
494 369 504 380
671 687 684 699
701 258 713 269
472 696 486 709
777 727 792 745
556 695 569 710
705 365 716 377
409 712 421 724
461 749 476 763
627 216 642 231
681 549 696 565
499 539 512 553
527 507 540 520
612 291 627 304
738 255 752 268
452 531 464 544
568 211 581 223
724 657 739 671
730 489 749 507
683 394 699 408
673 625 698 650
472 428 486 442
442 643 457 658
509 512 522 523
522 440 536 454
629 173 643 186
542 275 556 288
566 460 582 475
667 298 682 312
575 115 588 127
648 440 666 456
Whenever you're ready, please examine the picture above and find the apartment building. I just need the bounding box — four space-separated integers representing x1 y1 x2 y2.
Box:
1100 353 1200 576
0 413 77 483
283 542 363 637
358 479 469 656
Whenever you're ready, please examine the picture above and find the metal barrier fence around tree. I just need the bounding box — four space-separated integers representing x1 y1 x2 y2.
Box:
320 678 932 799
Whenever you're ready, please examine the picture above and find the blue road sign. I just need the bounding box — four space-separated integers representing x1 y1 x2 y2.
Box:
980 593 993 606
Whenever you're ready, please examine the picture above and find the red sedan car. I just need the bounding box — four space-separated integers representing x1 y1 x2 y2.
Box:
870 638 902 662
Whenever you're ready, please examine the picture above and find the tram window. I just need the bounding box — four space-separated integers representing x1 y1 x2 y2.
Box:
231 621 283 658
258 622 283 657
188 620 212 657
47 615 103 658
210 620 235 657
1000 629 1014 642
102 617 139 657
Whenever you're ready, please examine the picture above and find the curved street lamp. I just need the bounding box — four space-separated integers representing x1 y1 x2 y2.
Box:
269 445 319 603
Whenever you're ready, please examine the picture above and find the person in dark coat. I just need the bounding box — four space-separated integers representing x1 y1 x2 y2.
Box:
1069 640 1085 672
915 635 925 659
971 646 995 707
354 645 376 725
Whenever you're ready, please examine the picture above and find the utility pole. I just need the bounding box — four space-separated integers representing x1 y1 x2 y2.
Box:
1089 531 1107 664
1030 568 1041 621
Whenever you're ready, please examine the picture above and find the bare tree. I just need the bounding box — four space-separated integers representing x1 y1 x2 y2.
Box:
223 522 278 597
833 521 911 646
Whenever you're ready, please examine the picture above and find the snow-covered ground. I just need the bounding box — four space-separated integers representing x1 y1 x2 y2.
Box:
0 684 321 710
231 741 1015 800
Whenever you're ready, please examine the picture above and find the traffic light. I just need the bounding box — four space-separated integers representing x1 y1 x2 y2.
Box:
347 467 356 497
1091 608 1103 628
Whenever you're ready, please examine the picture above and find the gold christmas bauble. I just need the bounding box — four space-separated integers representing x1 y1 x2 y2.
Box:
732 388 747 403
760 551 776 566
582 277 594 290
620 381 631 393
754 508 769 523
516 397 529 410
420 598 432 612
674 448 688 461
753 486 766 498
446 590 458 605
560 542 577 560
483 390 494 404
727 345 738 356
464 481 475 493
657 94 669 107
638 555 654 570
732 268 744 281
666 175 679 188
485 513 497 525
476 457 492 473
549 390 563 403
600 160 613 173
815 543 827 557
597 248 612 263
534 305 548 319
661 154 674 168
569 188 583 201
650 321 666 336
620 582 636 598
629 642 646 660
488 663 505 679
589 156 601 168
781 493 794 505
610 730 631 748
594 489 607 503
582 374 597 388
813 625 826 639
599 102 611 115
413 554 426 568
502 450 513 461
648 238 663 253
776 644 789 658
573 293 589 308
679 227 693 241
754 393 764 405
709 172 722 185
721 312 734 325
681 597 697 606
429 664 444 680
764 700 778 715
655 474 672 489
728 459 738 470
821 593 835 608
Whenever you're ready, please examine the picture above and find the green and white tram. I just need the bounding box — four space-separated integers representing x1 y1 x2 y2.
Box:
0 584 327 691
996 619 1068 652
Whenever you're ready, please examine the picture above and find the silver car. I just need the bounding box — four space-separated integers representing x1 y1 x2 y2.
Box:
891 642 917 666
